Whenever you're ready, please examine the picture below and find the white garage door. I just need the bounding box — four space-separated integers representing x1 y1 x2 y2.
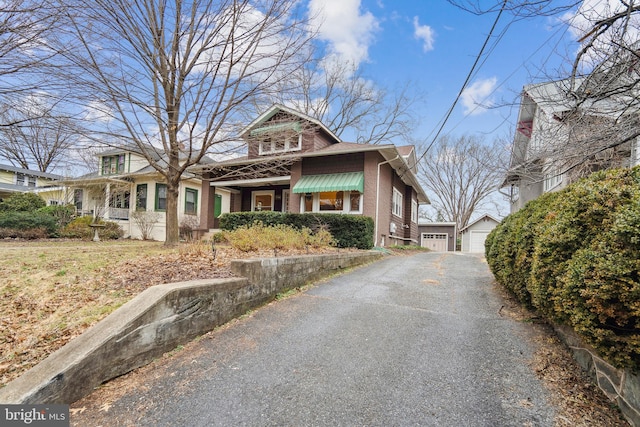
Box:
422 233 448 252
469 231 490 253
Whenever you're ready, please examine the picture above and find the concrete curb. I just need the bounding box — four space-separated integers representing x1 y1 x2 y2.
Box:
0 251 382 404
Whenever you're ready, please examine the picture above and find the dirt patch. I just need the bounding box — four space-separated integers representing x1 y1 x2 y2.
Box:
494 282 628 426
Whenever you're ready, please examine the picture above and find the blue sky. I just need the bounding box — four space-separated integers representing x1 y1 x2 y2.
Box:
307 0 582 144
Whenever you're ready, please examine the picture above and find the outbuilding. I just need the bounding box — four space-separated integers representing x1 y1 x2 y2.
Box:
418 222 456 252
460 214 500 253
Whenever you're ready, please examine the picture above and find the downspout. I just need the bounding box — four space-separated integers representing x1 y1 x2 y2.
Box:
375 155 400 247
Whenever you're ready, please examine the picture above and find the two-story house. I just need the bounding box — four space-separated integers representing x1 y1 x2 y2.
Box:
67 146 207 241
503 77 640 213
0 164 65 205
195 104 430 247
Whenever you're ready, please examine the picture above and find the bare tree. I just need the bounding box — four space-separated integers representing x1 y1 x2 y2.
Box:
0 0 65 119
56 0 313 245
452 1 640 182
263 57 421 145
0 98 79 172
419 135 508 230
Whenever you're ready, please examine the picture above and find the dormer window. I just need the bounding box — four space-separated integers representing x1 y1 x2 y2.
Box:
258 134 302 155
102 154 126 175
250 121 303 156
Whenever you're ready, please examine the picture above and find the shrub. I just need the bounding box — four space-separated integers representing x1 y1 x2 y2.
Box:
0 193 46 212
485 166 640 371
0 211 58 237
37 204 76 229
219 212 374 249
61 216 124 240
223 222 335 252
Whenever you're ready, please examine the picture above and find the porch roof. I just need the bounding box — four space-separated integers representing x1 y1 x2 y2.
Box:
292 172 364 194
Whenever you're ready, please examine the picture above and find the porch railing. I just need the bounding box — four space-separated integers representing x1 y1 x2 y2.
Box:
107 207 129 220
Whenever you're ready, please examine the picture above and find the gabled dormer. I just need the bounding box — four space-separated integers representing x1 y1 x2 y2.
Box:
241 104 342 159
98 145 159 176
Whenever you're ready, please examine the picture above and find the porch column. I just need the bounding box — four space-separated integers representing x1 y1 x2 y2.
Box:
199 178 214 230
103 183 111 219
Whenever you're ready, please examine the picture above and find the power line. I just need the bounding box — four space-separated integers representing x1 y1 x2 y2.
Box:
415 0 508 165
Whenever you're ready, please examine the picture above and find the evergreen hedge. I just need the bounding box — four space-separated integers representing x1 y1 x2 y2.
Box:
485 167 640 371
218 211 374 249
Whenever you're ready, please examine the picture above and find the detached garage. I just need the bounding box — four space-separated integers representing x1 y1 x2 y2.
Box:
418 222 456 252
460 214 500 253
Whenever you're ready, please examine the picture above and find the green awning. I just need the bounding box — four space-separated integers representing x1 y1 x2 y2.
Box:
292 172 364 194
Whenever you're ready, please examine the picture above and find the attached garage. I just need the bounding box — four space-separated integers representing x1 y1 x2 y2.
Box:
418 222 456 252
460 215 500 253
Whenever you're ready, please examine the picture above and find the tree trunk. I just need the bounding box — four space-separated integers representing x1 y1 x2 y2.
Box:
164 181 180 246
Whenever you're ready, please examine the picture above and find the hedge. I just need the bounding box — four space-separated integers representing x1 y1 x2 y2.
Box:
61 216 124 240
218 211 374 249
485 167 640 371
0 211 58 237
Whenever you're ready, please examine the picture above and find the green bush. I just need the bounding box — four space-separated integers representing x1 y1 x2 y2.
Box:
485 167 640 371
0 211 58 237
37 204 76 229
0 193 46 212
219 212 374 249
61 216 124 240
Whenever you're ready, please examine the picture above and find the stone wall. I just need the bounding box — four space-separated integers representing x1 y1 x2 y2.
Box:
554 324 640 427
0 251 382 405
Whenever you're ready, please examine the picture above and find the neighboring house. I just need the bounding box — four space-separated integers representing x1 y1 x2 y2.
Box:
196 104 430 247
417 222 456 252
504 72 640 213
65 146 208 241
460 214 500 253
0 164 66 205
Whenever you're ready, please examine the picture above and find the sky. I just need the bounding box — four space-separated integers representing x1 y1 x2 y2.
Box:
307 0 584 145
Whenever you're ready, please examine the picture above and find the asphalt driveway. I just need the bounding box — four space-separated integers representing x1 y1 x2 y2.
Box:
71 252 556 426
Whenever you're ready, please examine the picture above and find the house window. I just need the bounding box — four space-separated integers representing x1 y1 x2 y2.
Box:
411 199 418 223
136 184 147 211
300 191 362 214
252 190 274 211
282 190 290 212
392 188 403 218
102 154 126 175
543 168 563 192
110 191 130 209
74 189 83 211
27 176 36 187
185 188 198 215
258 134 302 155
16 173 25 186
155 183 167 211
319 191 343 211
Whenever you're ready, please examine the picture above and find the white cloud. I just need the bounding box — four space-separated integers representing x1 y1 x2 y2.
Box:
308 0 380 67
413 16 435 52
460 77 497 115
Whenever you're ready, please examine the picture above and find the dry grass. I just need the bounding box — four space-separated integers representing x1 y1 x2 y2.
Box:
0 239 341 388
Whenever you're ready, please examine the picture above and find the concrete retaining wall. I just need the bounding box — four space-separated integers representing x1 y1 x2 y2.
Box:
554 324 640 427
0 251 382 404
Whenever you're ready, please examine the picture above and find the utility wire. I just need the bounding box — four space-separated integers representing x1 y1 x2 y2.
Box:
415 0 508 165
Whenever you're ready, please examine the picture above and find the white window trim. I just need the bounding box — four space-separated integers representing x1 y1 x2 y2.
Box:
392 187 403 218
543 169 563 192
251 190 275 211
258 134 302 155
411 199 418 223
281 190 289 213
299 191 363 214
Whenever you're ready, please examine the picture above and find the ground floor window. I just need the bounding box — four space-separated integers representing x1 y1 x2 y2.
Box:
252 190 274 211
155 183 167 211
136 184 147 211
74 189 83 211
300 191 362 214
185 188 198 215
